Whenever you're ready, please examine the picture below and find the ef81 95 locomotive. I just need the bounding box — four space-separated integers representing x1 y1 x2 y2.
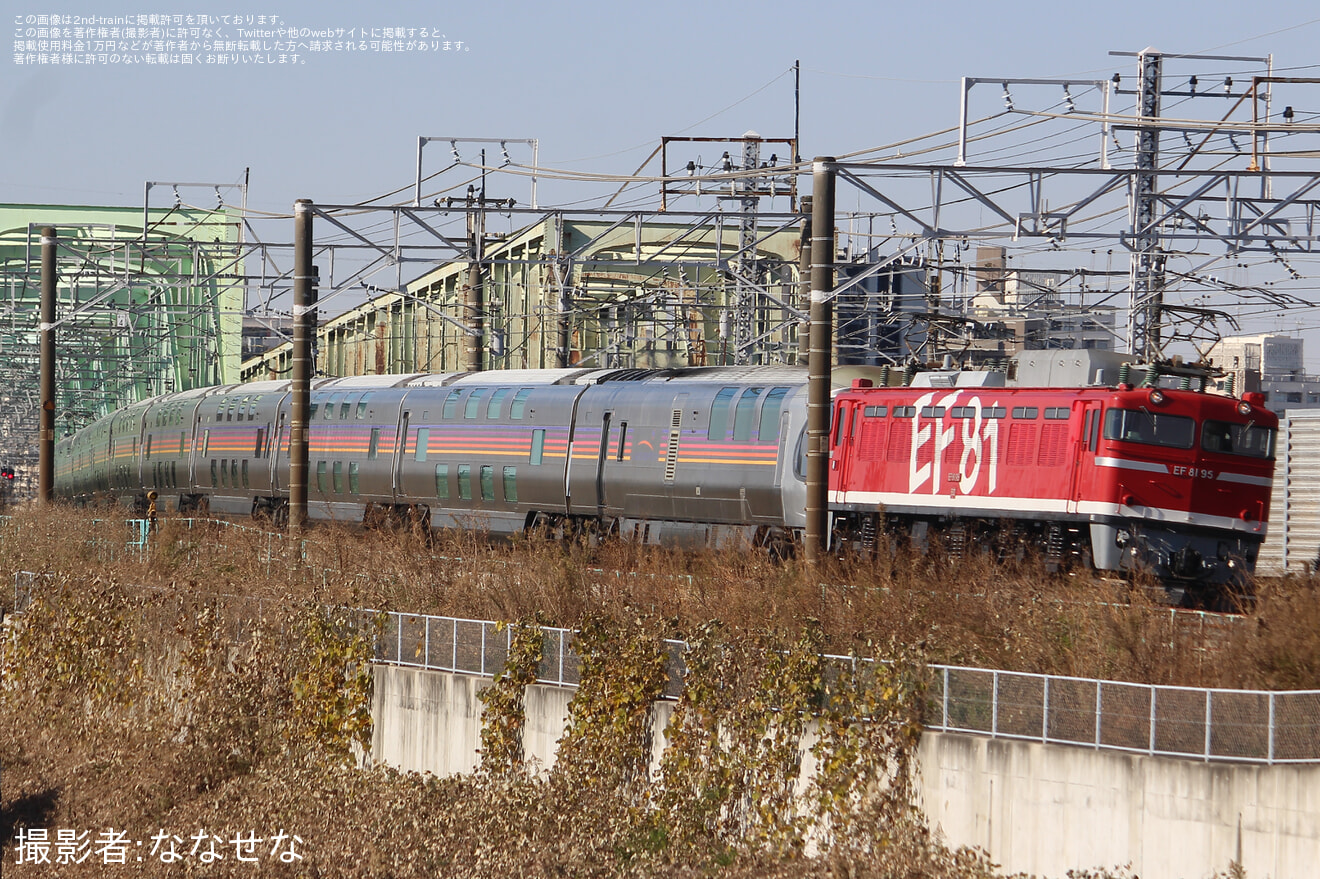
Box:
54 365 1277 590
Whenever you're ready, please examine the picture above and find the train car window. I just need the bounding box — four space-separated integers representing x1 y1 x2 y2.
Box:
1011 407 1038 420
171 461 177 487
442 390 462 420
254 429 265 458
333 461 344 493
530 429 545 465
986 407 1007 418
892 406 916 418
349 462 360 494
214 405 223 422
201 430 210 457
864 405 887 417
368 428 381 460
616 422 628 462
457 464 472 500
414 428 430 462
242 460 250 489
144 436 152 459
793 427 808 478
309 401 319 419
919 406 946 418
510 389 532 420
339 398 353 420
708 387 737 441
1202 420 1276 459
356 394 372 419
832 404 846 448
1045 407 1070 420
316 461 327 492
503 466 517 502
758 387 790 442
434 464 449 499
1103 408 1194 449
487 388 510 419
464 390 486 419
733 388 765 442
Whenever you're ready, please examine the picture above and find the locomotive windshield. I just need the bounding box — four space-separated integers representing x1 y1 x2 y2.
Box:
1201 419 1276 459
1102 408 1195 449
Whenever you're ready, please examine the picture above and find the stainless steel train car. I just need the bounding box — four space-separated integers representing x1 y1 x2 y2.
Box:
55 367 811 549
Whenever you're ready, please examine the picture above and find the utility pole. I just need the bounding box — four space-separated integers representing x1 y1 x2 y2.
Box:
39 227 56 504
464 183 486 373
805 159 836 564
290 200 315 532
1128 48 1165 362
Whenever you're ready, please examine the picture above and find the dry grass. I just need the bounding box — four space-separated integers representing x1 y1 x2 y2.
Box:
5 505 1319 690
0 504 1313 877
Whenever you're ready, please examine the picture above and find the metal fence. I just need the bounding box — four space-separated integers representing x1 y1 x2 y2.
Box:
366 607 1320 765
925 666 1320 764
10 571 1320 765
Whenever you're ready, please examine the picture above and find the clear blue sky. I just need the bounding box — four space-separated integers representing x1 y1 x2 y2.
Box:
6 1 1320 361
6 0 1318 212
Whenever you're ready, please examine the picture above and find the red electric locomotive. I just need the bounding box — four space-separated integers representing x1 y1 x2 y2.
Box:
827 380 1277 591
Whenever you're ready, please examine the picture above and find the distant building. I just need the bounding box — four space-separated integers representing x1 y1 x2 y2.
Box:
1207 334 1320 413
835 256 930 365
242 315 294 361
960 246 1117 362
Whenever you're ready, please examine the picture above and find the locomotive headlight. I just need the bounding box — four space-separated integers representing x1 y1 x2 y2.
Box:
1237 400 1253 415
1148 389 1166 405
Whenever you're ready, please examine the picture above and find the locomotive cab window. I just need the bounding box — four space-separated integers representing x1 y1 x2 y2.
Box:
1103 408 1194 449
1202 420 1276 459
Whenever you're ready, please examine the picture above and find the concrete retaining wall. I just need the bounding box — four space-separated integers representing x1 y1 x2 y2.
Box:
370 664 1320 878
